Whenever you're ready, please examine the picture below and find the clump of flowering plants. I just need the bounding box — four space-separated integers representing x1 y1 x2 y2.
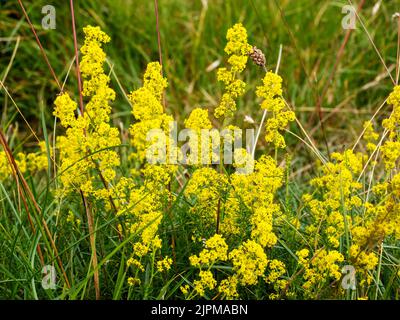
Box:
0 21 399 301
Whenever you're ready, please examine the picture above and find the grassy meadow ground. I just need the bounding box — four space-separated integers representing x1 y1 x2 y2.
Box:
0 0 400 300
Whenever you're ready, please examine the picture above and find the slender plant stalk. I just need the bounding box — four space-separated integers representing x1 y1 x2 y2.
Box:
81 191 100 299
349 0 395 85
69 0 101 299
252 44 283 158
154 0 163 73
154 0 167 109
0 133 44 265
16 0 61 89
69 0 84 115
216 198 222 234
396 14 400 85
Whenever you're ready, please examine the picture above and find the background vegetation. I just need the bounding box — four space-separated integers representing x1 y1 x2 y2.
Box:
0 0 399 299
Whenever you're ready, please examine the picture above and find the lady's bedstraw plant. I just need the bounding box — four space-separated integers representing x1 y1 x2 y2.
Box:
54 26 121 200
2 21 395 300
214 23 252 120
297 85 400 298
121 61 177 287
182 23 294 300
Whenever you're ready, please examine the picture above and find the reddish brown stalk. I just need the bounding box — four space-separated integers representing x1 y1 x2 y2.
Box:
80 190 100 299
97 169 123 241
154 0 163 73
0 133 44 265
396 14 400 85
0 130 70 288
16 0 61 90
69 0 84 115
81 191 100 300
154 0 167 109
18 182 45 266
216 198 221 234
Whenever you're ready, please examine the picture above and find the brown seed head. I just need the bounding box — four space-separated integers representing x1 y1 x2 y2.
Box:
249 46 266 67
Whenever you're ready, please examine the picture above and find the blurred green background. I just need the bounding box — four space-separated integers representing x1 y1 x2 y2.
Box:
1 0 399 171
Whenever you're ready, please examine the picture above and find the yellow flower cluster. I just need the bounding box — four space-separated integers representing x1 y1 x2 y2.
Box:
156 256 173 272
189 234 228 267
296 249 344 296
218 156 286 293
299 135 400 294
0 142 49 182
54 26 121 200
226 155 283 232
233 148 254 174
218 275 239 299
363 121 379 152
347 177 400 286
224 23 253 58
266 259 287 285
214 23 252 119
380 141 400 170
185 167 228 233
265 259 288 299
381 85 400 169
303 150 365 248
53 92 77 127
181 29 290 300
66 210 81 227
193 270 217 296
122 163 174 272
180 284 190 296
127 277 141 286
382 85 400 138
129 62 166 121
28 141 51 172
80 26 111 77
185 153 286 298
256 71 295 149
250 206 278 248
128 62 178 165
0 151 20 180
342 85 400 288
349 244 378 286
123 63 180 283
229 240 268 286
184 107 212 130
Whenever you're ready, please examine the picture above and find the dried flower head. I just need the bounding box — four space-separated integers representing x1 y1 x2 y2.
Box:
249 46 266 67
